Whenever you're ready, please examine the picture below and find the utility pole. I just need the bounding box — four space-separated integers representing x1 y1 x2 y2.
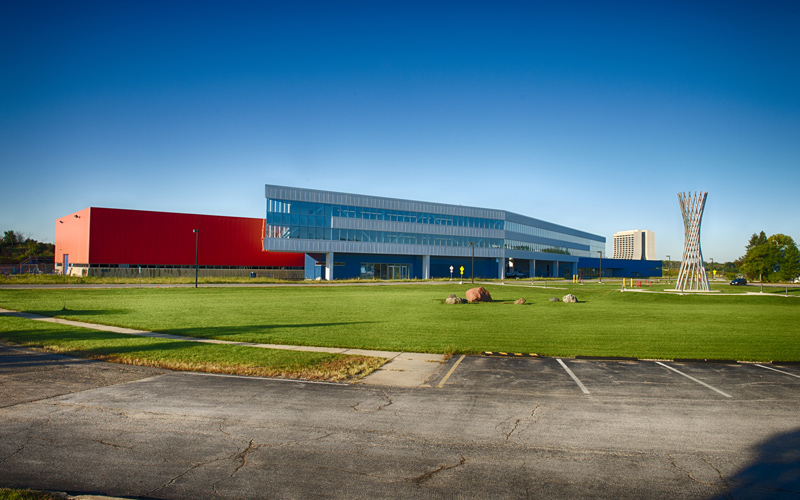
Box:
193 229 199 288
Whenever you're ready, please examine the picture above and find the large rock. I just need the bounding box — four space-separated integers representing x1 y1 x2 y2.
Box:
445 296 464 304
514 298 526 305
549 297 560 302
466 287 492 303
562 294 578 303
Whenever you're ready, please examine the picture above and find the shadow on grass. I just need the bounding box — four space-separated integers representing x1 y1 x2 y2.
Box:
158 322 377 342
0 327 124 344
29 309 131 317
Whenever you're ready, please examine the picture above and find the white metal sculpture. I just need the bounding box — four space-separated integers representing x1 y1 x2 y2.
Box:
675 191 710 291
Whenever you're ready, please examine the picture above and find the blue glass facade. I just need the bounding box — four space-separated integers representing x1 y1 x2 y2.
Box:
264 185 607 280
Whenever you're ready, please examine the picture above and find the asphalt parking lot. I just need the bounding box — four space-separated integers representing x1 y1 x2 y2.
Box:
2 344 799 499
427 355 800 401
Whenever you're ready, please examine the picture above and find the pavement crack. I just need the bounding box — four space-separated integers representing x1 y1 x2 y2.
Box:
380 391 393 410
701 456 733 498
504 404 540 443
96 439 133 450
668 454 729 493
411 454 467 486
350 391 394 412
149 453 235 497
0 443 26 466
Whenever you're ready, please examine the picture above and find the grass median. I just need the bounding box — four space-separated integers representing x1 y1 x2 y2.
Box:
0 314 385 382
0 282 798 361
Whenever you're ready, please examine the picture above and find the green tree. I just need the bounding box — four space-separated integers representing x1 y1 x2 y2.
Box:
2 230 19 246
781 243 800 281
740 231 799 282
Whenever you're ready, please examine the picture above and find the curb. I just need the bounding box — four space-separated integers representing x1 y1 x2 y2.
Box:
478 353 797 366
575 355 638 361
481 351 539 358
673 358 738 364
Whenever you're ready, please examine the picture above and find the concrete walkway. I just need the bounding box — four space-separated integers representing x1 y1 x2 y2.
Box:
0 308 444 387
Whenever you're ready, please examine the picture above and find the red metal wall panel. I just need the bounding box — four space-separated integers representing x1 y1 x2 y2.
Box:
57 208 303 267
55 208 92 264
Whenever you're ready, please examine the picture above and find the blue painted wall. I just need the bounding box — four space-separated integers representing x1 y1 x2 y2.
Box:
431 256 497 279
577 258 662 278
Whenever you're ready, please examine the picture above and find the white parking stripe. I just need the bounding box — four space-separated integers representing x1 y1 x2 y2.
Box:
754 364 800 379
655 362 732 398
557 358 590 394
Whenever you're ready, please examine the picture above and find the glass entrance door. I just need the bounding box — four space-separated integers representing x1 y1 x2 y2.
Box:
388 264 408 280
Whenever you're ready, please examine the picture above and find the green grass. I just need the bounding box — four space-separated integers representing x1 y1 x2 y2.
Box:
0 489 63 500
1 282 798 361
0 314 384 381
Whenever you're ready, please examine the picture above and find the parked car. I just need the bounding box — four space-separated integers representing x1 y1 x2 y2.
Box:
730 278 747 286
506 270 528 279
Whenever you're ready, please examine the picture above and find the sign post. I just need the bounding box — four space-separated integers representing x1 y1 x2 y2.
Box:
450 265 454 281
459 266 464 284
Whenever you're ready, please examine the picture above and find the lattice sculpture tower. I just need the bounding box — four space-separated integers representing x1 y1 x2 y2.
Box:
675 191 710 291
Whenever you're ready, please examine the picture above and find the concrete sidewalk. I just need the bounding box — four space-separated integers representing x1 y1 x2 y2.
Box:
0 308 444 387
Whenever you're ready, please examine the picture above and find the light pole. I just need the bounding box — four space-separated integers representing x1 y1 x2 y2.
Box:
597 250 602 283
193 229 199 288
469 242 474 284
666 255 671 284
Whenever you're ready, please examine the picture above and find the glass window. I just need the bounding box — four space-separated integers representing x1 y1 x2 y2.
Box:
299 214 308 226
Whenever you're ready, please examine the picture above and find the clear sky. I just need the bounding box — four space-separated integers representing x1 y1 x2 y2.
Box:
2 1 798 262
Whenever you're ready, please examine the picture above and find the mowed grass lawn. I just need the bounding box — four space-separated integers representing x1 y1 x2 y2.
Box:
1 283 798 361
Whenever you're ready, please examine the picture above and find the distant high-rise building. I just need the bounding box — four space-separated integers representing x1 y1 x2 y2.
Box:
613 230 655 260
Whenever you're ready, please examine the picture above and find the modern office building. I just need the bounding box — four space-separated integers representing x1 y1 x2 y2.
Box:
613 230 655 260
55 207 304 278
263 185 606 280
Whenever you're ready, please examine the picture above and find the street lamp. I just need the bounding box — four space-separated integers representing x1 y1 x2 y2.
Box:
193 229 199 288
597 250 602 283
469 242 475 284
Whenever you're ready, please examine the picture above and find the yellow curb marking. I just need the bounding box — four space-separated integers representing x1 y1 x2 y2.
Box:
437 355 466 388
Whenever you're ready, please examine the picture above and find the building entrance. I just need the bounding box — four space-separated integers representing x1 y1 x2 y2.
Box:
361 263 410 280
388 264 409 279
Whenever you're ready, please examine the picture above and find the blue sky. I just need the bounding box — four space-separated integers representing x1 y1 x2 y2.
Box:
2 1 798 262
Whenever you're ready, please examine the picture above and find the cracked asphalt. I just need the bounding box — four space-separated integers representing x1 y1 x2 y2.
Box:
2 344 799 499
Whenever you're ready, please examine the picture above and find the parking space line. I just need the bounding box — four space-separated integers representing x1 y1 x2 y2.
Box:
655 362 732 398
437 355 466 388
556 358 590 394
754 364 800 379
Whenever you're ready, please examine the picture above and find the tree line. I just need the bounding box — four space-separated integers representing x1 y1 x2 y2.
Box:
737 232 799 282
0 230 55 264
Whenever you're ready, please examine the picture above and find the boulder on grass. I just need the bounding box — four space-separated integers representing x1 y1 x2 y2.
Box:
562 294 578 303
514 298 526 305
549 297 560 302
445 296 464 304
466 287 492 303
